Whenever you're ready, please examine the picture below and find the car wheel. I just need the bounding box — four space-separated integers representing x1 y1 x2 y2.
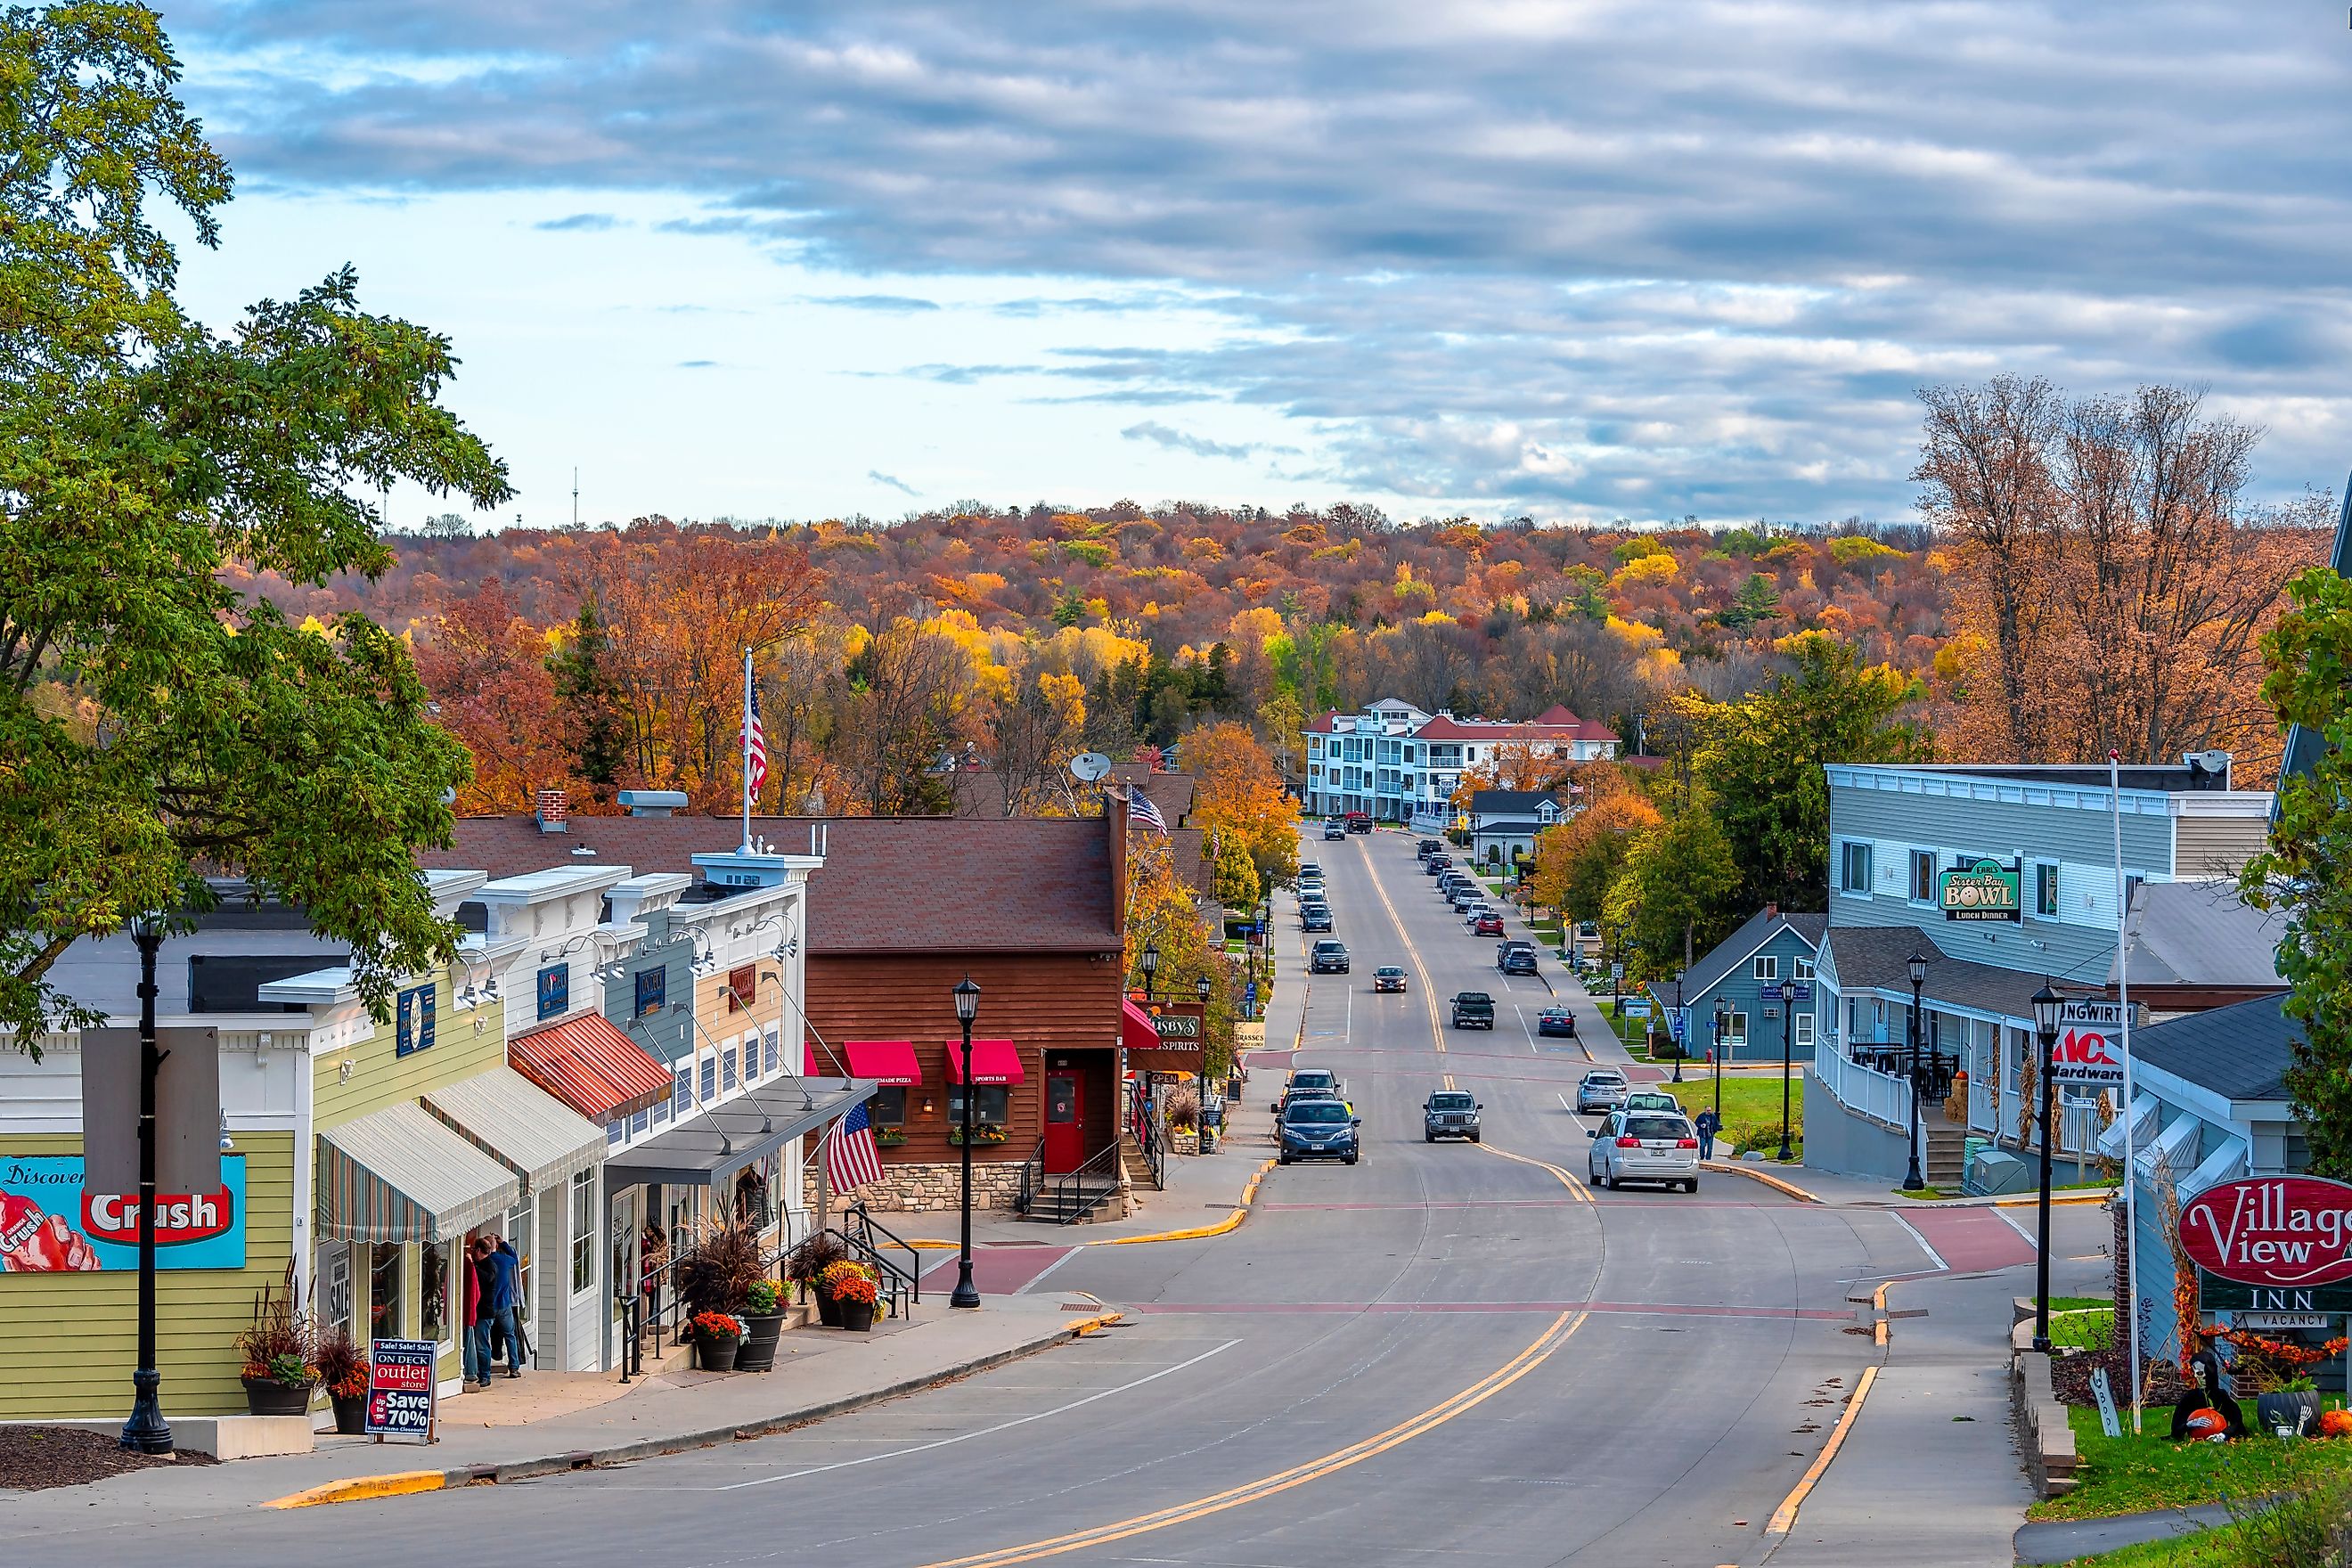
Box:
1425 1131 1435 1143
1470 1131 1482 1144
1278 1155 1290 1165
1599 1167 1615 1190
1345 1153 1360 1165
1686 1179 1700 1194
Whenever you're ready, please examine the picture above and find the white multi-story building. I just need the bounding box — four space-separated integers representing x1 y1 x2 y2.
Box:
1302 701 1621 826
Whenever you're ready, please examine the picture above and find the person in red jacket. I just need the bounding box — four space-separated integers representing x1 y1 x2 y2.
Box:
461 1236 486 1387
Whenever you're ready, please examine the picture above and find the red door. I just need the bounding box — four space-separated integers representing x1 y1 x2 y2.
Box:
1045 1073 1084 1173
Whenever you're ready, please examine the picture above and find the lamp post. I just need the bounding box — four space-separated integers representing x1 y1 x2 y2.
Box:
2029 981 2064 1354
1672 976 1685 1084
1196 975 1212 1006
1140 939 1159 1004
1711 996 1730 1139
1904 946 1929 1193
120 914 172 1455
950 976 982 1311
1777 976 1797 1164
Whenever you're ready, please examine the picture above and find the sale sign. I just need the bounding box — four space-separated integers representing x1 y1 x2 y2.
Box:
364 1338 437 1442
2178 1177 2352 1290
0 1156 246 1272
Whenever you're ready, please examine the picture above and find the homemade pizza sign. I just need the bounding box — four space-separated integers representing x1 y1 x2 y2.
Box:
2179 1177 2352 1291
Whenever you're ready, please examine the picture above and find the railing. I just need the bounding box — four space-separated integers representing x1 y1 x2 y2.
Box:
1049 1139 1123 1226
837 1201 922 1319
1815 1041 1914 1131
616 1207 817 1381
1128 1081 1167 1190
1014 1137 1046 1217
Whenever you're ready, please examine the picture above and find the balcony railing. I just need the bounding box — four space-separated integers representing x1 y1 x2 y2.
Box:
1814 1041 1913 1131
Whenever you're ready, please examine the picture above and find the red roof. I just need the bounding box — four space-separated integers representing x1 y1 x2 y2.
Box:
843 1039 921 1087
943 1039 1025 1085
1411 715 1619 744
509 1013 672 1123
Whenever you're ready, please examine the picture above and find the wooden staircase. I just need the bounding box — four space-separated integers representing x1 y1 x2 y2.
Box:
1925 1123 1967 1190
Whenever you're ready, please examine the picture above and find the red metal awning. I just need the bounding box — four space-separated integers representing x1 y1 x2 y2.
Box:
844 1040 921 1087
942 1038 1025 1085
509 1012 673 1123
1122 998 1162 1055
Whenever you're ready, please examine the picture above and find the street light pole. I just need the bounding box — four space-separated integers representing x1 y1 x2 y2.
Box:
1711 997 1729 1139
1904 946 1929 1193
1672 976 1685 1084
1777 980 1796 1164
121 916 172 1454
2029 981 2064 1354
950 976 982 1311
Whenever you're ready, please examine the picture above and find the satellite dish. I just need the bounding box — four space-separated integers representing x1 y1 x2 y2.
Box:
1071 752 1113 782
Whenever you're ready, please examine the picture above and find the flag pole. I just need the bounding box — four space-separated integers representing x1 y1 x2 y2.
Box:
2113 749 2143 1433
741 646 754 853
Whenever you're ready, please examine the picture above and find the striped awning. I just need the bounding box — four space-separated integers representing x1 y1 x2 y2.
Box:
422 1067 606 1197
317 1101 521 1244
510 1011 673 1123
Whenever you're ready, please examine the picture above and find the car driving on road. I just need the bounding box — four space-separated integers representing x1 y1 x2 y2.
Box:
1309 939 1350 974
1416 839 1443 861
1423 1090 1481 1143
1536 1005 1577 1037
1450 991 1496 1029
1373 965 1408 992
1472 911 1506 937
1499 942 1539 976
1587 1109 1701 1191
1322 818 1346 839
1574 1068 1629 1115
1277 1068 1346 1109
1278 1098 1360 1164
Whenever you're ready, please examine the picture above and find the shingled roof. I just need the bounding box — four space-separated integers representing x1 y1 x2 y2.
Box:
421 814 1123 954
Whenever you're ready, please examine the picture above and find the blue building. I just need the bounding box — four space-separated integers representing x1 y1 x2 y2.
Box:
1669 907 1826 1065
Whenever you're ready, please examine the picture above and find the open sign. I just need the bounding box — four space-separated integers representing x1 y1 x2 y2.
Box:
2180 1177 2352 1290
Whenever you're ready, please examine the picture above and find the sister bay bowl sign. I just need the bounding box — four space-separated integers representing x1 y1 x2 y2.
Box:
2180 1177 2352 1297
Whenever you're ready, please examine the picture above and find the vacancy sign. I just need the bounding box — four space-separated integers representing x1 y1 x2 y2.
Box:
2051 1000 2130 1087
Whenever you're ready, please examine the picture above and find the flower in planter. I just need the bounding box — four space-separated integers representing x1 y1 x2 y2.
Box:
247 1352 319 1388
829 1270 879 1307
689 1311 745 1342
745 1280 781 1315
818 1260 876 1296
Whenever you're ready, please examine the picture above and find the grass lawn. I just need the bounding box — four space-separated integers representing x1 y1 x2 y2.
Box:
2050 1521 2248 1567
1662 1076 1804 1159
2029 1403 2352 1523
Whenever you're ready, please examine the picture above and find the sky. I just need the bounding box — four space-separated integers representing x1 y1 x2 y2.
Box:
160 1 2352 529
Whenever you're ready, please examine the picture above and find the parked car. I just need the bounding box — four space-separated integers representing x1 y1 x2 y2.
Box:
1574 1068 1630 1115
1416 839 1443 860
1278 1098 1361 1164
1298 861 1322 878
1296 876 1325 899
1536 1006 1578 1037
1425 856 1450 876
1499 942 1539 976
1373 965 1409 993
1423 1090 1482 1143
1587 1110 1701 1192
1310 939 1351 974
1448 886 1482 911
1473 911 1506 937
1345 812 1373 834
1450 991 1496 1029
1323 818 1347 840
1301 905 1334 933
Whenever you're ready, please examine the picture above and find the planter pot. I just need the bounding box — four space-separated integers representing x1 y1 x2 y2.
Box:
695 1335 740 1373
839 1299 876 1333
733 1311 788 1372
815 1290 844 1328
2258 1391 2323 1438
241 1375 314 1417
331 1392 368 1434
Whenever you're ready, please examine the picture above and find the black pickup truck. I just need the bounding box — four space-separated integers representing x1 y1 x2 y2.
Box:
1450 991 1497 1029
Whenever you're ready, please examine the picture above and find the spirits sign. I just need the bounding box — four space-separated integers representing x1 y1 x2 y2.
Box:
2180 1177 2352 1289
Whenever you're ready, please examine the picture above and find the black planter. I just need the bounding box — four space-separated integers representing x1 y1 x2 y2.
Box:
733 1311 788 1372
241 1375 313 1417
331 1392 367 1434
2258 1391 2323 1438
840 1299 876 1333
816 1290 843 1328
696 1335 739 1372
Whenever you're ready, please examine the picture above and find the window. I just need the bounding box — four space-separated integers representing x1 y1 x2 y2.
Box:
1752 954 1779 983
871 1084 908 1131
421 1240 450 1342
369 1241 404 1339
1794 957 1816 982
634 967 666 1017
2126 873 2145 910
699 1055 716 1101
764 1028 780 1076
570 1168 596 1294
630 1107 649 1137
606 1119 624 1146
1727 1012 1749 1044
536 963 569 1021
1839 841 1873 894
722 1045 738 1091
322 1245 352 1338
726 965 755 1012
1795 1013 1815 1048
2035 862 2060 918
948 1085 1010 1125
1909 850 1936 904
395 983 436 1058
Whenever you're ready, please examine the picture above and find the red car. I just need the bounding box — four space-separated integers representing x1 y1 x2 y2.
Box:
1344 811 1373 834
1473 912 1506 937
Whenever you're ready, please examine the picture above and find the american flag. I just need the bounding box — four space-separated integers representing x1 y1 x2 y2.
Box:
740 683 769 796
1128 789 1167 835
827 1098 885 1194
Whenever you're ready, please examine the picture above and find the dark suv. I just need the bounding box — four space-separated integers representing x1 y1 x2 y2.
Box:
1278 1099 1360 1164
1310 939 1351 974
1450 991 1497 1029
1498 941 1539 976
1423 1090 1482 1143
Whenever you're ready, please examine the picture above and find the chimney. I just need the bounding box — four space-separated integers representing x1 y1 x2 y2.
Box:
535 788 569 833
1764 902 1779 921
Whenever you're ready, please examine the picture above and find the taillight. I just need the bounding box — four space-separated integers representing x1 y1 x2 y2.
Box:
1616 1135 1640 1147
1677 1138 1699 1149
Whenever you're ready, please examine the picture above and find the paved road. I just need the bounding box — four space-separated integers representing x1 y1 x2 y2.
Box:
16 829 1997 1568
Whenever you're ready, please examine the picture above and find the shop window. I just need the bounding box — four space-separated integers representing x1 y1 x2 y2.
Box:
723 1045 738 1091
1752 954 1778 983
1838 841 1872 894
635 967 666 1017
764 1028 780 1076
369 1242 404 1340
870 1085 908 1143
536 963 569 1021
570 1169 596 1295
726 965 755 1013
947 1085 1010 1125
741 1035 760 1082
1909 850 1936 903
395 983 436 1058
421 1240 450 1343
699 1055 716 1101
322 1245 352 1338
731 1163 772 1229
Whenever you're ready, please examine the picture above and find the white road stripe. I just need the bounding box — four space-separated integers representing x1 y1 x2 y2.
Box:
713 1338 1245 1490
1016 1245 1086 1294
1994 1205 2039 1249
1890 1213 1950 1272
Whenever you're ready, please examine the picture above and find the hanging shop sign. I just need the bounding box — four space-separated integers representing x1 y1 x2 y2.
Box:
2051 1000 2133 1088
2181 1176 2352 1293
364 1337 437 1442
0 1155 248 1272
1940 858 2021 922
1127 1002 1207 1074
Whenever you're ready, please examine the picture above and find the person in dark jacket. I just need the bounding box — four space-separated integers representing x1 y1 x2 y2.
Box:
474 1234 524 1380
1694 1107 1719 1161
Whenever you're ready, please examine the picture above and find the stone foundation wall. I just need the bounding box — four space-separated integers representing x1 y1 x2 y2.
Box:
803 1160 1029 1213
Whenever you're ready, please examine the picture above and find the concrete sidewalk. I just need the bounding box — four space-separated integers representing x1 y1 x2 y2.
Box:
0 1295 1110 1534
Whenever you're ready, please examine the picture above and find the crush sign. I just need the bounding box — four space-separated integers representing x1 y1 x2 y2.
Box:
2179 1177 2352 1291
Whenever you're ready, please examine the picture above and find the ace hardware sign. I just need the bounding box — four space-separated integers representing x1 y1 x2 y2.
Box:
2182 1176 2352 1313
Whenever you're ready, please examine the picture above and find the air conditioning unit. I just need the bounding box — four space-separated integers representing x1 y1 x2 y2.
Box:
1764 1006 1781 1019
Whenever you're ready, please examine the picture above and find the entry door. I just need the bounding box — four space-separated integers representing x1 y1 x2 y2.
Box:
1045 1073 1084 1173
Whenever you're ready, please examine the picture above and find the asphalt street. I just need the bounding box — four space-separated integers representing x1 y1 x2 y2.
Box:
12 829 2020 1568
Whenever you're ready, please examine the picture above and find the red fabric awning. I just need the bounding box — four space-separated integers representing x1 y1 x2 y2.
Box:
943 1038 1025 1085
510 1012 673 1123
1122 998 1162 1054
844 1040 921 1087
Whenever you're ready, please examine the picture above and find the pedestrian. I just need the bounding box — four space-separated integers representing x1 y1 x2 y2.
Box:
460 1237 484 1387
465 1237 495 1387
473 1232 523 1381
1695 1107 1719 1161
489 1235 525 1377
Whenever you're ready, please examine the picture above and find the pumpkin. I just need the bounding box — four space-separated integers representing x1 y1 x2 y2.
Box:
2318 1409 2352 1439
2183 1408 2231 1442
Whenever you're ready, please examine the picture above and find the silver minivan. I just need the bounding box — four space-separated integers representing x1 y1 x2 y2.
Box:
1587 1110 1701 1192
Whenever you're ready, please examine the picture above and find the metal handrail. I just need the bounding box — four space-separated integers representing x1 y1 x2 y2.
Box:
1015 1137 1046 1216
824 1221 918 1321
843 1201 923 1311
1049 1139 1123 1226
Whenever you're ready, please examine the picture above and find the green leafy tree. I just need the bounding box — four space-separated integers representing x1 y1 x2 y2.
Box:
550 599 627 799
1692 632 1930 912
1605 808 1742 982
1716 573 1783 631
2241 568 2352 1177
0 4 510 1049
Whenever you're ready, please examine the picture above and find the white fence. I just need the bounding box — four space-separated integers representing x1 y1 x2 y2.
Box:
1814 1043 1913 1131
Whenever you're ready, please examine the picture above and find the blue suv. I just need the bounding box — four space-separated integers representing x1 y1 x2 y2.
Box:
1278 1099 1360 1165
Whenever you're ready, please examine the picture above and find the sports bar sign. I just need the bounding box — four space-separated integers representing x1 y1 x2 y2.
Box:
2183 1177 2352 1313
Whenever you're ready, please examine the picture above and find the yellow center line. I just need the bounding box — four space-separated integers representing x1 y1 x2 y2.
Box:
1475 1139 1596 1204
1442 1073 1457 1090
911 1311 1587 1568
1357 836 1445 1054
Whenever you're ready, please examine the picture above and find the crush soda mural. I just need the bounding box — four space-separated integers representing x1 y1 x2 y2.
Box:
0 1156 247 1272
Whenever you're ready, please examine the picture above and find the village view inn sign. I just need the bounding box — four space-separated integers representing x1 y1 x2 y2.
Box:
2184 1176 2352 1313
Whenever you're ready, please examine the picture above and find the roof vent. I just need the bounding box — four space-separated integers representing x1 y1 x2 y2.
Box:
617 789 690 818
571 845 597 857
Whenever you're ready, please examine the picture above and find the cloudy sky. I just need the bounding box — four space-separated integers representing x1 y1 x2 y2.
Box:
163 2 2351 527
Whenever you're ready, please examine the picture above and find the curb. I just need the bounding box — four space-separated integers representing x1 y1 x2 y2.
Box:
1087 1160 1277 1246
1700 1159 1821 1205
260 1313 1113 1510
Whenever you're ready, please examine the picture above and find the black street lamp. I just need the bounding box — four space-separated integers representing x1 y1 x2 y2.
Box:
2029 980 2064 1354
120 914 172 1455
1777 973 1798 1164
1671 976 1685 1084
1140 939 1159 1004
950 976 983 1311
1195 975 1213 1005
1711 996 1730 1141
1904 946 1930 1192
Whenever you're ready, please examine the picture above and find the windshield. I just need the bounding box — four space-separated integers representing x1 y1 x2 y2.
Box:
1286 1103 1351 1125
1429 1093 1474 1111
1584 1073 1626 1087
1292 1072 1334 1089
1627 1116 1690 1140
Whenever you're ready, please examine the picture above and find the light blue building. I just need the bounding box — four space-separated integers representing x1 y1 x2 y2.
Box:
1669 908 1826 1065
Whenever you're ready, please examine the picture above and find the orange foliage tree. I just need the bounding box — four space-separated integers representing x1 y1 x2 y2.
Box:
412 583 579 813
1184 721 1299 892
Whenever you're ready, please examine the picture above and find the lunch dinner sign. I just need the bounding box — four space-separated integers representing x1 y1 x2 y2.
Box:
2183 1176 2352 1314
